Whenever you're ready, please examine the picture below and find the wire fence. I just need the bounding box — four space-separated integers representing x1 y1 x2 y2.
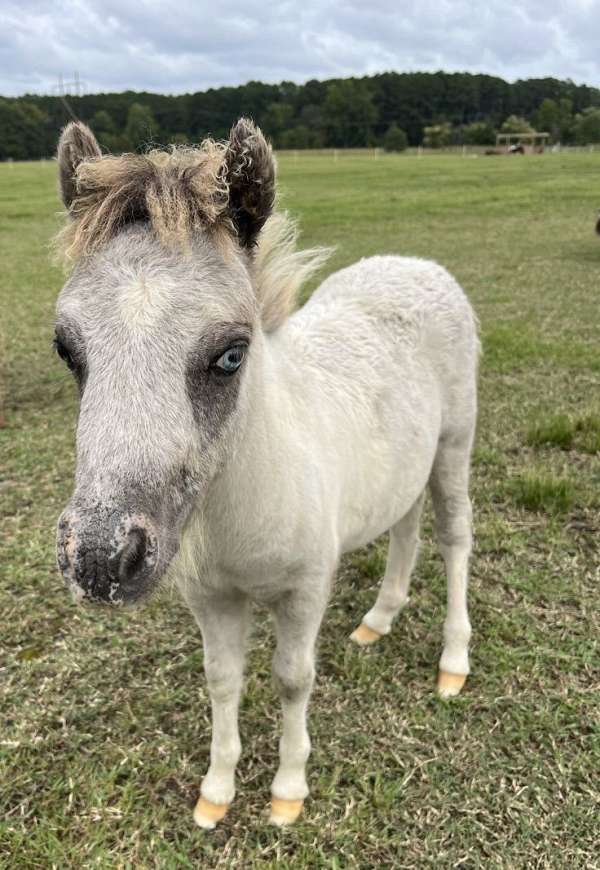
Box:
275 144 599 159
0 145 598 167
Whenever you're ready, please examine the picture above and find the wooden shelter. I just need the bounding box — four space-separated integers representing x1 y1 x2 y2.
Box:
496 132 550 154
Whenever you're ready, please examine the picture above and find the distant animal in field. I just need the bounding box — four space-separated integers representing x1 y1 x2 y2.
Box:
596 212 600 235
53 119 479 829
508 143 525 154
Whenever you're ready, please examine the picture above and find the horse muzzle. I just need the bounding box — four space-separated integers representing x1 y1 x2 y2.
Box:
56 503 161 605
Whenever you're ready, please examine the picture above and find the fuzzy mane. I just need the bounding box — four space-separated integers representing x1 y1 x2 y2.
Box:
57 141 232 262
252 213 332 331
56 141 331 331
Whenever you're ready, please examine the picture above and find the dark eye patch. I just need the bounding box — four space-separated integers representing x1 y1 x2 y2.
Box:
185 323 252 436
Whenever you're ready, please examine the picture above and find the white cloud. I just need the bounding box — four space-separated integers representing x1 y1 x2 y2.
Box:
1 0 599 96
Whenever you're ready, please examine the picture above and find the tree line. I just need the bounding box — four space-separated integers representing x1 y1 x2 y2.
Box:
2 71 600 160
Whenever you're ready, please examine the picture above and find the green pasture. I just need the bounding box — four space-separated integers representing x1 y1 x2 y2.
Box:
1 152 599 868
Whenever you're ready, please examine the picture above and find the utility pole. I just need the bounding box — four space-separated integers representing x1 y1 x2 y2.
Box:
54 72 87 122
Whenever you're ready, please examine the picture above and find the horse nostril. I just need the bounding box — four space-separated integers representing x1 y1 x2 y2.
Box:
117 528 148 584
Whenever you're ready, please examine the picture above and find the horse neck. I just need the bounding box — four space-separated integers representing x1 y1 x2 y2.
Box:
206 324 301 526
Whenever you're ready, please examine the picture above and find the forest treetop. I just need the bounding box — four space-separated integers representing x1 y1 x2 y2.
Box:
2 70 600 160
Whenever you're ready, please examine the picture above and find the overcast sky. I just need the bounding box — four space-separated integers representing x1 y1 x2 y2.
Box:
2 0 600 97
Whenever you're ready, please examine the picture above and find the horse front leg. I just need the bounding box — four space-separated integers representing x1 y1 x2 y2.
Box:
189 592 251 829
269 582 330 826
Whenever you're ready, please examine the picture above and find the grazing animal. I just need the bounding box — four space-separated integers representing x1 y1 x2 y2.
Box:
54 119 479 828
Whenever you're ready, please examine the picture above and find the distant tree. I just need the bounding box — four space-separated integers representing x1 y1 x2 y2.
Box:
89 109 122 152
461 121 496 145
500 115 534 134
3 71 600 159
556 98 575 142
90 109 115 135
533 98 574 143
423 122 453 148
534 99 560 141
323 80 377 147
0 99 48 160
262 101 294 143
383 124 408 152
125 103 159 150
299 103 324 132
278 125 323 149
16 102 49 157
573 107 600 144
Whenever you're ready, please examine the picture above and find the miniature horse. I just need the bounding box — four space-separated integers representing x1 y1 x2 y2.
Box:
54 119 478 827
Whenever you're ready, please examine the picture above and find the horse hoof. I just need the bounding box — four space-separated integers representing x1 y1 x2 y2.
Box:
437 671 467 698
193 797 230 829
350 623 382 646
269 798 304 826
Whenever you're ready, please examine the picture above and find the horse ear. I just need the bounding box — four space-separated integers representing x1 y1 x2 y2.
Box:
224 118 276 249
57 122 102 208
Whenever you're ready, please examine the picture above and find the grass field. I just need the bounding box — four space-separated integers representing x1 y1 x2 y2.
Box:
1 152 599 869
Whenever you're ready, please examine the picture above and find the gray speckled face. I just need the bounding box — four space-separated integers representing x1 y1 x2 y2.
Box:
55 226 257 605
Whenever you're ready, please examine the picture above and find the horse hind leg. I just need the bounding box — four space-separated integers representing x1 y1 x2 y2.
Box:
429 432 474 698
350 492 425 646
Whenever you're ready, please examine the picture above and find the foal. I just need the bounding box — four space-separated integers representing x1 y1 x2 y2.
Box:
54 119 478 827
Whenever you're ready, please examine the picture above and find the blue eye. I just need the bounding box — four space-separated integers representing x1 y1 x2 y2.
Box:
213 343 247 375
